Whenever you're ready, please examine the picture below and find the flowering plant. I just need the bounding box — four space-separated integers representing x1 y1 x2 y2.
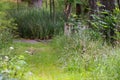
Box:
0 47 27 80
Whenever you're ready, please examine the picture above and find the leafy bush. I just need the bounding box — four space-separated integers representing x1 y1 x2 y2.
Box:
0 0 15 11
0 1 17 49
9 8 64 39
90 8 120 44
0 30 13 49
0 47 27 80
0 12 17 32
0 2 27 75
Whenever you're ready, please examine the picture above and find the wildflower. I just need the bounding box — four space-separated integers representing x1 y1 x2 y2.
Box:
1 69 10 73
9 47 14 50
4 56 9 61
25 51 31 54
28 71 33 76
16 66 21 70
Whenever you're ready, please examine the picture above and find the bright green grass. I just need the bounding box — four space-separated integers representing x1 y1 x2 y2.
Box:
9 41 120 80
12 42 84 80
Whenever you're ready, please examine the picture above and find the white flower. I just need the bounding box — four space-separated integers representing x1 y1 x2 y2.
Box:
9 47 14 50
4 56 9 61
25 51 31 54
1 69 10 73
16 66 21 70
5 56 8 59
28 71 33 75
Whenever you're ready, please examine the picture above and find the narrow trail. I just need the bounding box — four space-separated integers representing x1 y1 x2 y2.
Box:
13 40 64 80
14 39 52 44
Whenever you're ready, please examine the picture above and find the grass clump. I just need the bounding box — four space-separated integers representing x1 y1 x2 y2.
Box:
52 29 120 80
9 8 64 39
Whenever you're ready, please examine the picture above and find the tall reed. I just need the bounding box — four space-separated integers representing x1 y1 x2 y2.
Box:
9 8 64 39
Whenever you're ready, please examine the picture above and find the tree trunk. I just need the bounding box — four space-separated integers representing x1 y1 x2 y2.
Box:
100 0 116 44
64 0 72 21
46 0 48 9
76 3 81 16
53 0 55 22
89 0 98 14
49 0 55 20
27 0 42 8
118 0 120 9
100 0 115 11
27 0 34 7
88 0 98 27
34 0 42 8
50 0 52 18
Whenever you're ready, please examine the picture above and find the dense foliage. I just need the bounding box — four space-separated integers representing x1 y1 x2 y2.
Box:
0 0 120 80
0 1 27 80
9 8 64 39
53 31 120 80
90 9 120 44
0 1 16 49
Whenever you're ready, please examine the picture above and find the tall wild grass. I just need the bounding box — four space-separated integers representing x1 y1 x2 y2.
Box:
9 8 64 39
52 29 120 80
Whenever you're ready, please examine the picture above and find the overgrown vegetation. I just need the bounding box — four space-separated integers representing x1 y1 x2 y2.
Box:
9 8 64 39
0 30 13 49
0 1 27 79
53 30 120 80
1 0 120 80
90 8 120 44
0 0 16 49
0 50 27 80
